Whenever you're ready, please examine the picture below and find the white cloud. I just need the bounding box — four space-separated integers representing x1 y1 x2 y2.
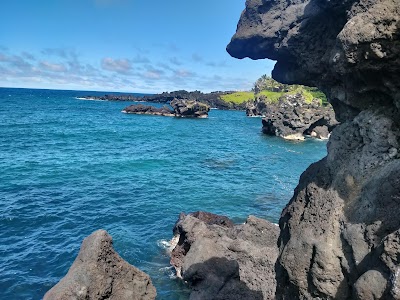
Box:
39 61 67 72
101 57 132 74
173 69 196 78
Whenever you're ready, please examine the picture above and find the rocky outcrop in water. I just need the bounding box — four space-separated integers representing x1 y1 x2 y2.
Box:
44 230 156 300
121 104 174 116
122 99 210 118
170 211 279 300
170 99 210 118
247 93 338 140
261 94 338 140
228 0 400 299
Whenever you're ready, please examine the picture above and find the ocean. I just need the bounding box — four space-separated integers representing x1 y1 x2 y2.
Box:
0 87 327 299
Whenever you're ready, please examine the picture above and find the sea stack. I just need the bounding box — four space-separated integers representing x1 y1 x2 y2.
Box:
228 0 400 299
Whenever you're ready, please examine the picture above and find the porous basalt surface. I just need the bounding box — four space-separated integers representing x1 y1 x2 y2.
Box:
258 94 338 140
170 212 279 300
228 0 400 299
44 230 156 300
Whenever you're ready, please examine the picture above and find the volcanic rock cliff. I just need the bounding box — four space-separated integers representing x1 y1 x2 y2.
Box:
228 0 400 299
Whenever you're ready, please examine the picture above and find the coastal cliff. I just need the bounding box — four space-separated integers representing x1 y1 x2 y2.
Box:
228 0 400 299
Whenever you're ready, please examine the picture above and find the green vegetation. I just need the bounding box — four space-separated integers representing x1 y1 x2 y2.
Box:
219 75 328 106
254 75 328 105
220 91 254 104
258 90 284 102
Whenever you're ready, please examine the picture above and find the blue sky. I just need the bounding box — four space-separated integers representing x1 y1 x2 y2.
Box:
0 0 275 93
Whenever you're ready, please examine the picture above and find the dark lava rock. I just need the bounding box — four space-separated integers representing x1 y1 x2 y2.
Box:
228 0 400 299
170 212 279 300
122 104 174 116
83 90 247 110
122 99 210 118
246 95 269 117
44 230 156 300
170 99 210 118
260 94 338 140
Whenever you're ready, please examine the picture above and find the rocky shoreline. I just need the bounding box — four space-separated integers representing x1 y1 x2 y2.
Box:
45 0 399 299
82 90 247 110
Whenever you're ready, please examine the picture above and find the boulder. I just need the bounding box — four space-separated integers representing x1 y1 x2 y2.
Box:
227 0 400 299
170 211 279 300
44 230 156 300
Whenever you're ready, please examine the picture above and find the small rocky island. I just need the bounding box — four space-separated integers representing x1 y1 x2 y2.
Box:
122 99 210 118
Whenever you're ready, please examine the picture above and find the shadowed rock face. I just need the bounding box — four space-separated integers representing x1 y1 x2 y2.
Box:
44 230 156 300
227 0 400 122
228 0 400 299
170 212 279 300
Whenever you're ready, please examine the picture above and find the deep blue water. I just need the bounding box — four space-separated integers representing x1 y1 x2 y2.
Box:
0 87 327 299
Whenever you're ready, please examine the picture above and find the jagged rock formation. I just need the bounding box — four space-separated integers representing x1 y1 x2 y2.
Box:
44 230 156 300
122 99 210 118
122 104 174 116
170 211 279 300
170 99 210 118
256 94 337 140
228 0 400 299
246 95 269 117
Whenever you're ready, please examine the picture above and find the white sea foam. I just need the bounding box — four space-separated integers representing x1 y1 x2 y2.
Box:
158 266 177 279
157 239 171 249
75 97 104 101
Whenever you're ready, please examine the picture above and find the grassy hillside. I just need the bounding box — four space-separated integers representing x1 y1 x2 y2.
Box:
219 76 328 106
220 91 254 104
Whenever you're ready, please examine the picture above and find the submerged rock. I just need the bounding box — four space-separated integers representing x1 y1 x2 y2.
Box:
259 94 338 140
122 98 210 118
44 230 156 300
170 211 279 300
228 0 400 299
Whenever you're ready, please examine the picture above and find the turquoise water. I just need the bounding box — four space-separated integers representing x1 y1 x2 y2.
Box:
0 88 327 299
